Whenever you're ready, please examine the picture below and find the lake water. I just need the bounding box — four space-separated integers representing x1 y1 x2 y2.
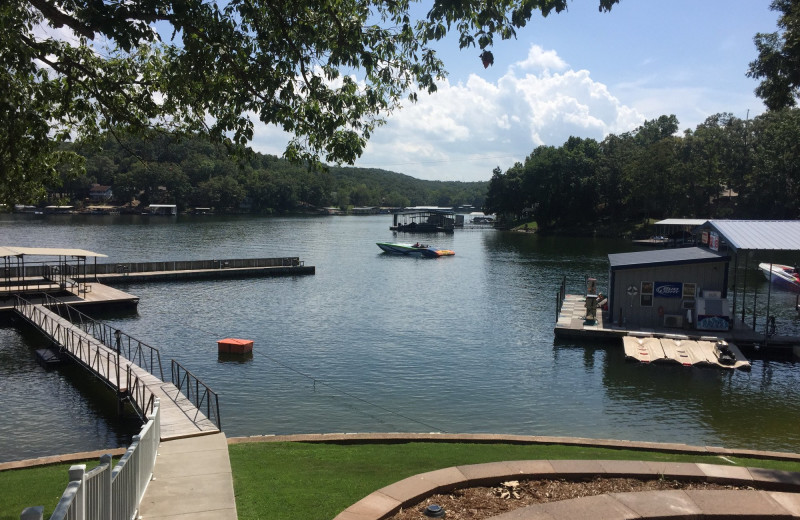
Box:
2 214 800 463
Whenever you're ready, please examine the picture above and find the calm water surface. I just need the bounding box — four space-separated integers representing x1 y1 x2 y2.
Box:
2 214 799 462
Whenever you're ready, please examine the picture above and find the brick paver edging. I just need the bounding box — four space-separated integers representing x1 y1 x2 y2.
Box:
332 460 800 520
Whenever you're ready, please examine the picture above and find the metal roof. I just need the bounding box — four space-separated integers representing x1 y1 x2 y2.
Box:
609 247 728 269
0 247 107 258
655 219 708 226
704 220 800 252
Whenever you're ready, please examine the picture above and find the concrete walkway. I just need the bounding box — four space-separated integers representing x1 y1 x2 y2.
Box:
137 432 237 520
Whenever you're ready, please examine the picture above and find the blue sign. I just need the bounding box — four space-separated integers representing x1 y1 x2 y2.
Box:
697 315 730 331
654 282 682 298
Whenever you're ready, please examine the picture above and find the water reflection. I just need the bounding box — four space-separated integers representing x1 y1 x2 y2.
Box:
2 214 800 461
0 327 137 463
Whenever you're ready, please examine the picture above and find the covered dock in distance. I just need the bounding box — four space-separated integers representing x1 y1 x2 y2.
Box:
697 220 800 348
632 218 708 247
390 207 456 233
0 246 108 296
145 204 178 215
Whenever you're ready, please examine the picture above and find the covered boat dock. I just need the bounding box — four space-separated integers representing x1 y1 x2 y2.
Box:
555 220 800 361
697 220 800 349
0 246 108 296
390 208 455 233
0 246 140 314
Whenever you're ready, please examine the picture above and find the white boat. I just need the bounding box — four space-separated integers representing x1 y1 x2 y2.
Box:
758 263 800 292
471 216 494 224
376 242 454 258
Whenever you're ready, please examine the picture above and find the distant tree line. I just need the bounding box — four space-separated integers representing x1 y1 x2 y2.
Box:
484 109 800 232
48 132 488 213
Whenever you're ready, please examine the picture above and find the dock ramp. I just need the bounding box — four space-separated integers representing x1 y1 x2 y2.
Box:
14 295 220 439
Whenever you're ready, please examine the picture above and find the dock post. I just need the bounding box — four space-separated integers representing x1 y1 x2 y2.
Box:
115 329 123 416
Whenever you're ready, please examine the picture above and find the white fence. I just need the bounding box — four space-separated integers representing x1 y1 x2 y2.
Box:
20 399 161 520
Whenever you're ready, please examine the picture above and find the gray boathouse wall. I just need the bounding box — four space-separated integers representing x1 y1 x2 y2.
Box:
608 259 729 329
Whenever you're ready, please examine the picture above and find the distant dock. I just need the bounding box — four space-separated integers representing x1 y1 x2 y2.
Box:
80 257 314 283
0 256 314 318
0 282 140 317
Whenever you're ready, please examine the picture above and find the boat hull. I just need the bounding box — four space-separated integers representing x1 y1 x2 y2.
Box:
376 242 454 257
759 263 800 292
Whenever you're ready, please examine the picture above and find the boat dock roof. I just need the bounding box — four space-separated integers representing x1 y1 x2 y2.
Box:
0 246 108 258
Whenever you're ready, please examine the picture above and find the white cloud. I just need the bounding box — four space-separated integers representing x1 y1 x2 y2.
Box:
353 45 644 182
249 44 646 182
249 123 294 158
514 45 569 73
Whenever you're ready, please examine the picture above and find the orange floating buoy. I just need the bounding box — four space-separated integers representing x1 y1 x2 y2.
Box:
217 338 253 354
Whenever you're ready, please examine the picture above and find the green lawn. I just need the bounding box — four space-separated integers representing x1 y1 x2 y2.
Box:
227 442 800 520
0 459 102 520
4 442 800 520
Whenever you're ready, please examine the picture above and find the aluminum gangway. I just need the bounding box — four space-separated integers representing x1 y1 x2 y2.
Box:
14 295 220 440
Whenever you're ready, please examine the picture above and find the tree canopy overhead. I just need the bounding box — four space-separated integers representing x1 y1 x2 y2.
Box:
2 0 619 204
747 0 800 110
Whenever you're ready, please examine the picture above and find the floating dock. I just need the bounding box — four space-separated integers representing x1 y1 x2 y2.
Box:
0 256 315 319
622 335 750 370
556 294 800 347
554 294 765 370
0 282 140 318
81 257 314 284
34 348 63 368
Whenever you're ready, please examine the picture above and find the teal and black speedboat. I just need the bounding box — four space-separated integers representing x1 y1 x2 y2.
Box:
376 242 455 258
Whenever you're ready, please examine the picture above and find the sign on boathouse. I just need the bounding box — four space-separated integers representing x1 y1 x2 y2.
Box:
654 282 682 298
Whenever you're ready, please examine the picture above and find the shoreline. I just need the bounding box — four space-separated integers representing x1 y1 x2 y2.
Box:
4 432 799 471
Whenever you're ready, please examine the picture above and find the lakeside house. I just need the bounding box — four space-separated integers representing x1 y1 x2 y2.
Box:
89 184 113 202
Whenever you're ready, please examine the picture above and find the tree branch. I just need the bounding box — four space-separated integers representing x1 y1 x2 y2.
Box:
27 0 95 40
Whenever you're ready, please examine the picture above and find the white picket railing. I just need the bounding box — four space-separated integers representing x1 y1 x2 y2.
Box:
20 399 161 520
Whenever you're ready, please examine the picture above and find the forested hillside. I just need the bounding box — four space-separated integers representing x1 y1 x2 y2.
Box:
485 109 800 232
49 133 488 213
41 107 800 230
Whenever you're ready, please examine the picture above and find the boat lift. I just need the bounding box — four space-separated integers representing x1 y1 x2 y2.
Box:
698 220 800 350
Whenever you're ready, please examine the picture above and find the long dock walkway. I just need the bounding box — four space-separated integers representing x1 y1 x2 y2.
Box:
14 299 219 440
77 256 314 284
85 263 314 284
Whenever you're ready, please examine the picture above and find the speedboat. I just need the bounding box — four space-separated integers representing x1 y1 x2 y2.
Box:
758 263 800 292
376 242 455 258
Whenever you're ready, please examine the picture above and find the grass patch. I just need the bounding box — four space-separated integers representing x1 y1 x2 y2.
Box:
0 460 102 520
4 442 800 520
228 441 800 520
511 220 538 232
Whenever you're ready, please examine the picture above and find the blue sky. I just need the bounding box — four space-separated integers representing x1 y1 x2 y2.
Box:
253 1 781 182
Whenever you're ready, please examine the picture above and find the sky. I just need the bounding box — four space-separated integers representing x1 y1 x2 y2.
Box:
248 0 781 183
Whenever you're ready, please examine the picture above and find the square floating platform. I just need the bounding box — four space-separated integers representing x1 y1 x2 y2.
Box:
217 338 253 354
